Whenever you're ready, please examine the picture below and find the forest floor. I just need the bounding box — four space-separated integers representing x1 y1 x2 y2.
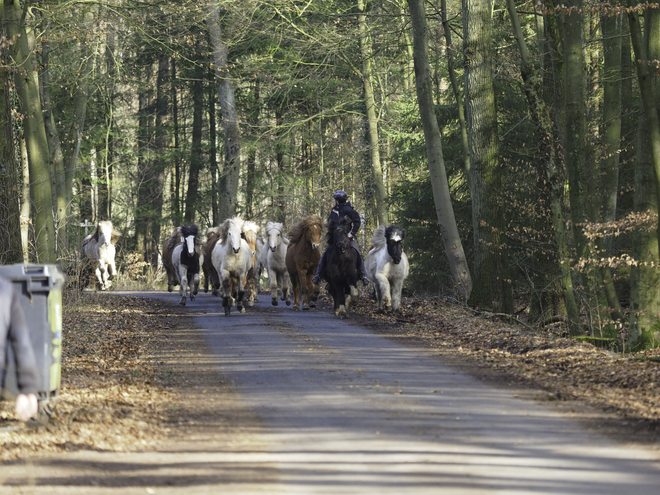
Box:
2 288 660 462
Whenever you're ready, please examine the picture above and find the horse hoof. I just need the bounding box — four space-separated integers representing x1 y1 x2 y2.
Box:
272 300 278 306
224 308 231 316
248 301 254 307
309 302 316 308
303 304 310 311
286 300 291 306
168 286 173 293
179 300 186 306
240 307 246 313
293 306 300 311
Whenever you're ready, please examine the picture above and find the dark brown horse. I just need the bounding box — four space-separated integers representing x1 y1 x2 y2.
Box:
285 215 323 310
202 227 222 294
163 227 182 292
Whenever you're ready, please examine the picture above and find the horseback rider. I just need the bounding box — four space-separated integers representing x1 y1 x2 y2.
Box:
312 190 370 287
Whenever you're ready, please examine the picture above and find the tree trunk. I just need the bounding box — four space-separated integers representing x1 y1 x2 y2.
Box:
407 0 472 300
601 12 623 254
150 55 169 266
184 67 203 225
506 0 582 335
628 5 660 349
358 0 388 226
463 0 512 312
441 0 470 189
0 38 23 263
207 1 240 221
6 0 56 263
209 78 219 226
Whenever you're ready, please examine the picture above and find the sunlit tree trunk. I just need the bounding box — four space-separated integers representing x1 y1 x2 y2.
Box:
407 0 472 300
6 0 56 263
207 1 240 221
463 0 512 312
358 0 388 226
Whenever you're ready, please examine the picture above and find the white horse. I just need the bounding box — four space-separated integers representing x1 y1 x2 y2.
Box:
211 217 253 316
82 220 118 290
169 225 202 306
365 225 409 313
261 221 291 306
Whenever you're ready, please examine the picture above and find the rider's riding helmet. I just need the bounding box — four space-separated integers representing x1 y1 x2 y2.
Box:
332 190 348 203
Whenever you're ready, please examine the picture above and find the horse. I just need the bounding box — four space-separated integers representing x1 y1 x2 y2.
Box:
202 227 222 295
82 220 118 290
320 215 360 318
168 225 202 306
285 215 323 311
211 217 253 316
163 228 181 292
365 225 409 313
262 221 291 306
241 220 261 306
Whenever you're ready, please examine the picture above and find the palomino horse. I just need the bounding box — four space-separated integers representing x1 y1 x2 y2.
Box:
241 220 261 306
321 215 359 319
365 225 409 313
261 221 291 306
82 220 118 290
169 225 202 306
285 215 323 311
202 227 222 294
211 217 253 316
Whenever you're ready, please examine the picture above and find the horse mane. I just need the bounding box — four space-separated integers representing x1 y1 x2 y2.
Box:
217 216 244 242
241 220 260 245
289 215 322 245
266 221 289 245
181 225 202 247
325 215 350 243
167 226 183 250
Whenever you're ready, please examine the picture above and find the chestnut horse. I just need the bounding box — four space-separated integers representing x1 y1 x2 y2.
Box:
202 227 222 295
241 220 261 306
285 215 323 310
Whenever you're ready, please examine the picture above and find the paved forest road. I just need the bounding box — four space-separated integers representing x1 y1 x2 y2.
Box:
3 290 660 494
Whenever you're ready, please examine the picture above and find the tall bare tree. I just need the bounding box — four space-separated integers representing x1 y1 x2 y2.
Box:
407 0 472 300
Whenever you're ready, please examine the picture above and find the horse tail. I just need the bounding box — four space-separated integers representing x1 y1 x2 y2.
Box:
167 227 182 250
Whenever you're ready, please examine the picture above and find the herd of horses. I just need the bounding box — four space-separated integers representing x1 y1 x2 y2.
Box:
81 215 410 319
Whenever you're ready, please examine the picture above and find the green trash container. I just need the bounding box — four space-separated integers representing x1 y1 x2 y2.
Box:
0 264 66 416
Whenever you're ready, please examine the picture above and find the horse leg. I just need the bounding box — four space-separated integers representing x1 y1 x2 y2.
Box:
391 277 404 313
269 268 279 306
190 272 200 301
179 273 188 306
374 274 390 313
291 273 300 311
108 260 117 281
237 281 246 313
222 277 232 316
94 265 104 291
301 270 311 310
283 273 291 306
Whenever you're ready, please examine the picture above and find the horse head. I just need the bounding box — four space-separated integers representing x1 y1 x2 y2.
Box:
329 216 351 254
266 221 285 252
225 217 244 254
306 220 322 250
181 225 200 257
96 220 114 246
385 225 405 264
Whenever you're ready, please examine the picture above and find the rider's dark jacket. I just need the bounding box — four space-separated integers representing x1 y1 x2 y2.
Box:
329 201 361 237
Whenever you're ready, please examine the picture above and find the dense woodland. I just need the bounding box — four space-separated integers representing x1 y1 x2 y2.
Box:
1 0 660 350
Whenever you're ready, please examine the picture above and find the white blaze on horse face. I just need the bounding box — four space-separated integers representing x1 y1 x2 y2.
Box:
311 225 321 250
229 222 242 253
390 232 403 243
268 229 280 252
184 235 196 256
